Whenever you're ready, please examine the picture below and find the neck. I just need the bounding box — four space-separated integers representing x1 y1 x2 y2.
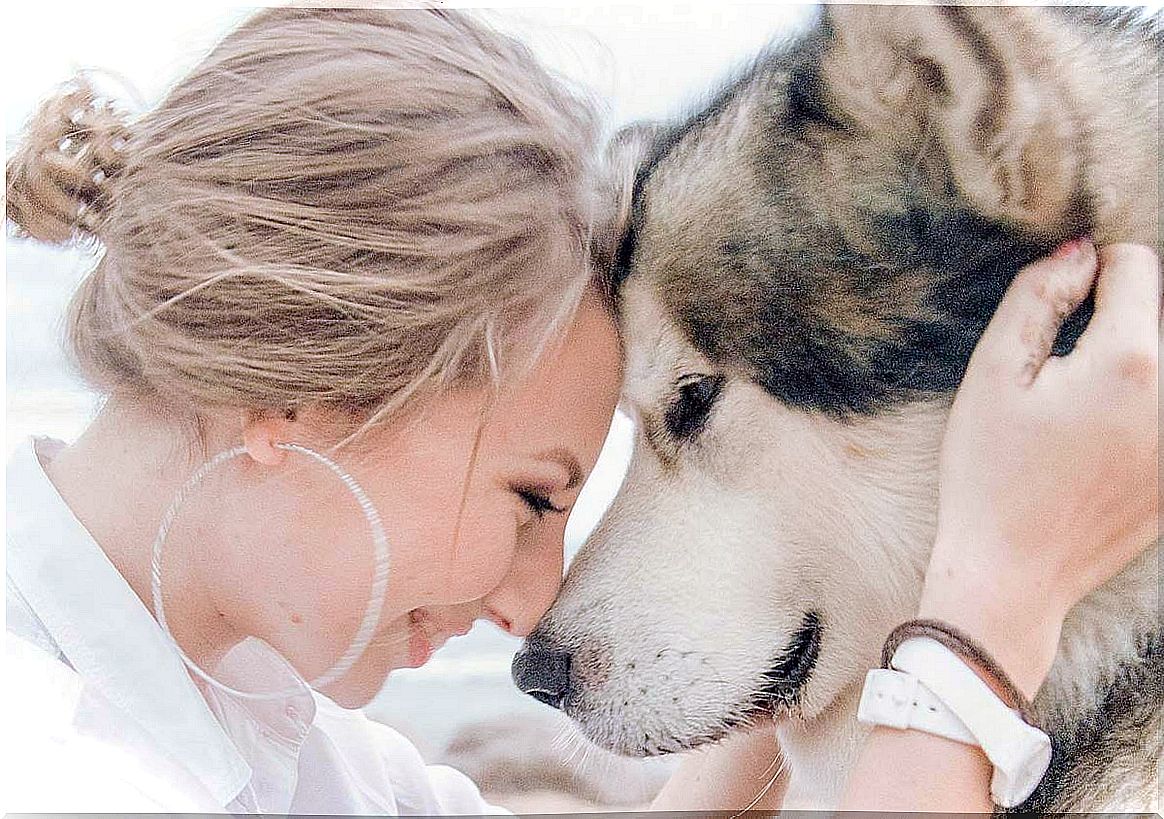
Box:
40 397 243 667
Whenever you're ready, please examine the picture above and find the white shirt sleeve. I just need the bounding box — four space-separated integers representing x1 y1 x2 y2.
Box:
367 721 512 816
4 634 222 814
419 763 514 816
310 694 512 816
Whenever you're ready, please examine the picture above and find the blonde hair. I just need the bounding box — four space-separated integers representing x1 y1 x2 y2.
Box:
6 7 599 432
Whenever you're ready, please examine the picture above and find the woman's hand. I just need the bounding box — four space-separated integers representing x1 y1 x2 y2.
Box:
920 240 1160 697
842 241 1159 813
651 724 787 811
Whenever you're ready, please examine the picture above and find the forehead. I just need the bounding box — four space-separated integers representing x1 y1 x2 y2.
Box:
491 292 622 451
611 96 788 403
628 86 772 283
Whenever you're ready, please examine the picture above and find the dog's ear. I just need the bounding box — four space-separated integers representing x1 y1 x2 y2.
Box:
806 5 1083 235
591 122 663 299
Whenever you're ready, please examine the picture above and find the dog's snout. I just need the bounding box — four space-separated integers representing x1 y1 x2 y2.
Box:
512 635 572 710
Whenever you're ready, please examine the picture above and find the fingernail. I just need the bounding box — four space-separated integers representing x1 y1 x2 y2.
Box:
1051 237 1094 261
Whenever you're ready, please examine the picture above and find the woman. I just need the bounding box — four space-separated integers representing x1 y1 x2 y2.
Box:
7 8 617 813
5 6 1158 814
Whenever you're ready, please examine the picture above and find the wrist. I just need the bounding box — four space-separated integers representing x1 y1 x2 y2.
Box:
867 635 1055 808
919 543 1067 698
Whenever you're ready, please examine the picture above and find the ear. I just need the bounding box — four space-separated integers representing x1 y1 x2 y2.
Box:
591 121 663 295
240 409 293 466
813 5 1084 234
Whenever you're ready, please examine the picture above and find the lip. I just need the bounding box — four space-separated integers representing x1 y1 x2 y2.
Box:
406 610 434 668
405 610 476 668
756 611 823 711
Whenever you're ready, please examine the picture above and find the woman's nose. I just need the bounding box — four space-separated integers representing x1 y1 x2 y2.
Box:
482 537 563 637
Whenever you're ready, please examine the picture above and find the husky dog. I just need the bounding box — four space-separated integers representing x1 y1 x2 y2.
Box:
513 5 1161 812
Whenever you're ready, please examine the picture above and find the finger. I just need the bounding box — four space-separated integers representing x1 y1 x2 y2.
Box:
971 239 1098 385
1076 243 1161 352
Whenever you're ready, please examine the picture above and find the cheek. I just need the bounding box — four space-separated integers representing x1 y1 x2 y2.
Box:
221 510 382 680
424 501 518 604
287 521 382 641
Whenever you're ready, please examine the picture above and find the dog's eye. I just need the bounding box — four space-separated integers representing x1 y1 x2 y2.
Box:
665 375 725 441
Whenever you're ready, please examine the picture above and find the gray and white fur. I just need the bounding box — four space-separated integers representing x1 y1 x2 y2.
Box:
515 5 1161 812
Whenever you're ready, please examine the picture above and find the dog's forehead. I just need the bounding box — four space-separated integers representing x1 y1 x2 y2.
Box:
618 279 711 405
632 88 770 270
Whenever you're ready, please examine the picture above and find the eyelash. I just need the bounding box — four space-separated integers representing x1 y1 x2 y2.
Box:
516 488 566 520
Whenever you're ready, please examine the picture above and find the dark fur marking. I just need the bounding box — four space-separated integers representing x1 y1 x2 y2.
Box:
611 219 638 295
910 55 953 105
871 189 1097 388
786 56 849 132
666 184 1093 416
781 17 856 137
612 52 788 294
621 10 1100 418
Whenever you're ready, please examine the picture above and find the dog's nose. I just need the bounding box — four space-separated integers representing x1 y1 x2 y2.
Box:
512 635 572 710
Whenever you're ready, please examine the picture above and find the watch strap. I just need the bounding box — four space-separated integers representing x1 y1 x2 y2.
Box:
890 636 1051 808
857 668 977 745
881 618 1036 723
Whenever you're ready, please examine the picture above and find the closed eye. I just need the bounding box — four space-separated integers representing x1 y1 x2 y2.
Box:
664 374 725 441
516 488 566 520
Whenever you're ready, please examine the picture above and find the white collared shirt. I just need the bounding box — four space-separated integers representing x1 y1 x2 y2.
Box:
5 437 509 815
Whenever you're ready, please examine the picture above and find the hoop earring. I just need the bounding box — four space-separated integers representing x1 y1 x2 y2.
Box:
150 442 390 701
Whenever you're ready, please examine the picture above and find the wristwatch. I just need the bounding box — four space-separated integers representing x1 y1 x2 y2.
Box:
857 636 1052 807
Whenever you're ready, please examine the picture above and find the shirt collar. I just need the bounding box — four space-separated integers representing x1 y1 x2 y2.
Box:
5 436 308 809
199 637 317 813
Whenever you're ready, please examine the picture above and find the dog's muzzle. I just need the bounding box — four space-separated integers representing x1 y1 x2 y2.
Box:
511 634 573 710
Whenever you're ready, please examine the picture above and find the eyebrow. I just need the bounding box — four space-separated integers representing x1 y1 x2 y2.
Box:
537 447 584 491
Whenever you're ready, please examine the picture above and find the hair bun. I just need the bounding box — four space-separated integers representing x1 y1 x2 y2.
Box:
6 77 133 244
